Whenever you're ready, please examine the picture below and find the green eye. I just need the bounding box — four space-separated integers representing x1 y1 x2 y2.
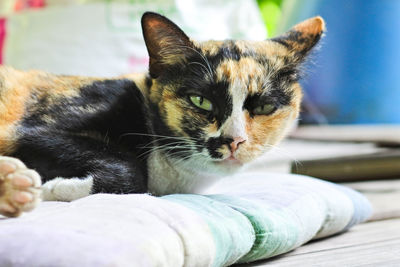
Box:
253 104 276 115
189 95 213 111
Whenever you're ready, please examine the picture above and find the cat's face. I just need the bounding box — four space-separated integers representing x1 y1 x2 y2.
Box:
142 12 324 174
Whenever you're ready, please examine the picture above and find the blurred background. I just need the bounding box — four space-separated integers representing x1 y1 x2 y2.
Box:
0 0 400 125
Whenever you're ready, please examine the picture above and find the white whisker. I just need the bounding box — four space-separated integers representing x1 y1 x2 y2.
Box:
176 45 213 79
264 143 302 168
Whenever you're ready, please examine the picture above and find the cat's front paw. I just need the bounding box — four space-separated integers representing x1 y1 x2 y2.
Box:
0 156 41 217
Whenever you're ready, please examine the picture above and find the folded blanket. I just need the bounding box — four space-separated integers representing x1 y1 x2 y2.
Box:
0 172 371 267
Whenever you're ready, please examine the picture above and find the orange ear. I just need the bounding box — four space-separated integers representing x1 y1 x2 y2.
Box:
272 16 325 60
293 16 325 36
141 12 195 78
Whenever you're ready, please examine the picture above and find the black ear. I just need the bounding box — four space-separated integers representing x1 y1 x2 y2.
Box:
141 12 194 78
271 16 325 62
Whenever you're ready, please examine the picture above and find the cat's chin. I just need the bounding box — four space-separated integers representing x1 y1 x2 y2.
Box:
214 157 243 168
208 158 245 175
174 155 245 176
214 165 243 175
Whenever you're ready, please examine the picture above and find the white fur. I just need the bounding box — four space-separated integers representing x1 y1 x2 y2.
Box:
42 176 93 201
147 151 224 196
220 79 248 139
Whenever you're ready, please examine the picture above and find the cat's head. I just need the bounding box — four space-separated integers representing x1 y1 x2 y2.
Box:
141 12 324 174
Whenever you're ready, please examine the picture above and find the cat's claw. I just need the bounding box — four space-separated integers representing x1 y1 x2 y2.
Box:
0 156 41 217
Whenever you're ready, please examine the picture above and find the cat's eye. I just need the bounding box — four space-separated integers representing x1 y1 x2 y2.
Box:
189 95 213 111
253 104 276 116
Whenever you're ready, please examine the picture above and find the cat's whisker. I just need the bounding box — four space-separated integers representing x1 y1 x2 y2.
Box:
137 144 173 158
120 132 193 141
136 142 178 158
263 143 302 168
139 138 188 150
139 139 200 151
172 153 197 166
171 150 209 166
121 132 198 152
137 141 201 159
175 45 213 78
162 143 202 156
188 61 213 79
166 147 192 157
138 133 201 148
143 141 204 161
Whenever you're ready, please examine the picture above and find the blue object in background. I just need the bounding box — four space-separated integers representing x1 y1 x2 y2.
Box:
278 0 400 124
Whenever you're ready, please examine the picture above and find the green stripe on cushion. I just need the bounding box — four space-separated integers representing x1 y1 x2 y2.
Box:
162 194 255 267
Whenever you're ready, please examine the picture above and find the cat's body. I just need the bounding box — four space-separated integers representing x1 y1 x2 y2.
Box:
0 12 324 217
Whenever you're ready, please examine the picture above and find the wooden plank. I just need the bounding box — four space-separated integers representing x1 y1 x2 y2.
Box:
246 140 385 174
345 179 400 191
243 219 400 266
265 238 400 266
291 151 400 182
344 180 400 221
290 125 400 146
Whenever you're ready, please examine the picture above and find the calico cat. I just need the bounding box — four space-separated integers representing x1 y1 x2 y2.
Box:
0 12 324 217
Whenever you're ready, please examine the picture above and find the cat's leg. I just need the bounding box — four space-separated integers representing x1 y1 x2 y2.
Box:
36 156 146 202
41 176 94 201
11 133 148 202
0 156 41 217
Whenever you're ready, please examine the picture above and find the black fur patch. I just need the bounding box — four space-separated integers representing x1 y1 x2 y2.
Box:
178 72 233 128
12 79 150 193
206 136 233 159
244 88 292 117
208 41 242 65
271 30 322 59
147 101 194 159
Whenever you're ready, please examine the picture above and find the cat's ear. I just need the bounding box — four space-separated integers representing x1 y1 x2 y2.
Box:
271 16 325 63
142 12 194 78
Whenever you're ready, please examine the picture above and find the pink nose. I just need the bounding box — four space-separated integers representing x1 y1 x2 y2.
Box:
229 137 246 153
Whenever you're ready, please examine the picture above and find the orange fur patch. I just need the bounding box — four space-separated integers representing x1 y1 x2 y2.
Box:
0 68 33 153
215 57 266 95
199 40 224 56
236 83 302 163
0 66 101 154
160 89 187 136
293 16 325 36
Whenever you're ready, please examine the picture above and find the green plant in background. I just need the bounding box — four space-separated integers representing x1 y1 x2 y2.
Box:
257 0 283 37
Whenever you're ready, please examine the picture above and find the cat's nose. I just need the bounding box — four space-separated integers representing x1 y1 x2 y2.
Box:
229 137 246 153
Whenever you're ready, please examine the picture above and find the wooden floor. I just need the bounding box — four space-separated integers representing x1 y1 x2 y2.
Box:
248 218 400 266
242 179 400 266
